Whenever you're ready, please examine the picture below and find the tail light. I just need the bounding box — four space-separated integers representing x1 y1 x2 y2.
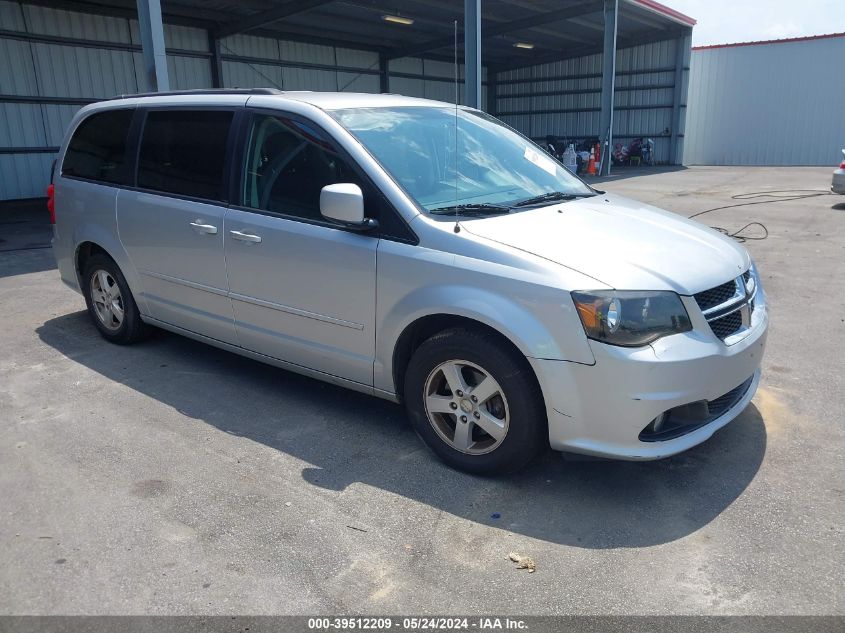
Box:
47 184 56 224
840 160 845 169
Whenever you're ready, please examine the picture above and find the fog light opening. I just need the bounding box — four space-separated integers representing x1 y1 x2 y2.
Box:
638 376 754 442
649 412 666 433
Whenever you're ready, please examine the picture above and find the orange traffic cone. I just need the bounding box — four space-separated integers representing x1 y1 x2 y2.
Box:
587 147 597 175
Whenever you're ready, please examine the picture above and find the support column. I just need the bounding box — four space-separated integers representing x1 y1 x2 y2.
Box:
670 29 691 165
486 69 497 115
464 0 481 108
598 0 617 175
136 0 169 91
379 51 389 94
209 31 223 89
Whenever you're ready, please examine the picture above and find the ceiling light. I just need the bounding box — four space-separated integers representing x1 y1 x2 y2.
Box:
382 14 414 25
513 42 535 49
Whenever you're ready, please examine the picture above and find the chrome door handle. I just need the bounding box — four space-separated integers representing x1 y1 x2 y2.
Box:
189 220 218 234
229 230 262 244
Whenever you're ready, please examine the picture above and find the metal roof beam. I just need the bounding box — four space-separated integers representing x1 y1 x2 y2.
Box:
237 22 388 51
16 0 219 29
618 4 667 30
385 0 603 60
214 0 335 39
496 27 685 72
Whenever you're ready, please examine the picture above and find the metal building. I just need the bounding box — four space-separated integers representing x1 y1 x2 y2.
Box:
684 32 845 166
0 0 694 201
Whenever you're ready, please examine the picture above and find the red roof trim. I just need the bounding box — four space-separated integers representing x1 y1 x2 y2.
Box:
692 31 845 50
626 0 697 27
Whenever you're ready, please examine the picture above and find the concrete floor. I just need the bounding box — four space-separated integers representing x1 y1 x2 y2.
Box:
0 167 843 615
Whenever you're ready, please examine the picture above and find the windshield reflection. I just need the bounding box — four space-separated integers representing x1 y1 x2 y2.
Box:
331 106 592 212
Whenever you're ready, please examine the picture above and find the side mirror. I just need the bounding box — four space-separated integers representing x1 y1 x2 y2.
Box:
320 183 378 230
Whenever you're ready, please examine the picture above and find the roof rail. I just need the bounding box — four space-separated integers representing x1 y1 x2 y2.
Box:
112 88 284 99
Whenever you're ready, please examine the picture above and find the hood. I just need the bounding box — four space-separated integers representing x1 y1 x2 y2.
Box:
461 193 749 294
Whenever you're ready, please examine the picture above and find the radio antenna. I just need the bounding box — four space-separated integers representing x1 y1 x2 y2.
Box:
453 19 460 234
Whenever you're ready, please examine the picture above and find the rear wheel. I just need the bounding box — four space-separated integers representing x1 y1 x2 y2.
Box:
82 254 148 344
404 327 547 474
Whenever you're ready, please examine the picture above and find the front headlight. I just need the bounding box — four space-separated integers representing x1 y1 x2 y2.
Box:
571 290 692 347
748 260 761 291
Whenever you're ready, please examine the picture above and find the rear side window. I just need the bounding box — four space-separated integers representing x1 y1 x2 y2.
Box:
62 109 134 184
137 110 233 201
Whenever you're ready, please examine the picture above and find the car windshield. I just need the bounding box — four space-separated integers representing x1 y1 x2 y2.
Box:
330 106 594 213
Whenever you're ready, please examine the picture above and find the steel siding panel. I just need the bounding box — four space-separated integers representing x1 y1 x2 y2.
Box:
219 34 280 60
22 4 131 43
167 55 212 90
31 43 138 98
0 0 25 30
163 24 208 52
336 47 378 70
0 103 46 146
0 153 53 200
40 103 81 145
685 36 845 165
278 40 334 65
337 72 379 93
221 60 284 90
493 39 689 164
0 38 39 95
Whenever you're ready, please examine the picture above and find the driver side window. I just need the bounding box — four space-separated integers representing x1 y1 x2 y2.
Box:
241 114 360 222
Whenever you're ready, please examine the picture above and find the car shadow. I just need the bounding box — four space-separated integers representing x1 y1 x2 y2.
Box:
37 310 767 549
588 165 688 185
0 248 57 279
0 199 56 278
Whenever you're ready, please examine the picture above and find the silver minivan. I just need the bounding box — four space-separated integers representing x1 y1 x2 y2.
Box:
51 89 768 473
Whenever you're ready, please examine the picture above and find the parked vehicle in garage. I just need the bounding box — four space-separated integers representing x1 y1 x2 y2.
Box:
49 89 768 474
833 149 845 194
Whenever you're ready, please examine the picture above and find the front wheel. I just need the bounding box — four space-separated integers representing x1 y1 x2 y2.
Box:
403 327 547 474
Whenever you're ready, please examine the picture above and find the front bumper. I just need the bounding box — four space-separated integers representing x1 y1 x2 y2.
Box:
530 294 768 460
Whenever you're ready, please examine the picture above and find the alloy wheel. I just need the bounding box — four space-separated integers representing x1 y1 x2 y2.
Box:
423 359 510 455
90 269 124 331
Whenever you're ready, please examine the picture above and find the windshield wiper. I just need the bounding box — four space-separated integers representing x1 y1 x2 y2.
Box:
429 203 511 216
512 191 596 208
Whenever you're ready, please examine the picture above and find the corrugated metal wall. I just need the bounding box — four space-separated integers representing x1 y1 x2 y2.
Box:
684 36 845 165
0 0 496 200
218 34 380 93
495 37 689 165
388 57 487 106
1 0 688 199
0 0 213 199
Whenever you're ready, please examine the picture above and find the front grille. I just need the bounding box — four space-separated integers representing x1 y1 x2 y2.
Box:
707 378 754 418
709 310 743 339
694 272 755 342
639 376 754 442
694 280 738 312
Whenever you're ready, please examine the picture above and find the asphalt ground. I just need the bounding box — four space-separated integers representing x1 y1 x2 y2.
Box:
0 166 842 615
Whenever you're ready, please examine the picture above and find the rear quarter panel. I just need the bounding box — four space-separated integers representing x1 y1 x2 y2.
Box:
53 174 147 313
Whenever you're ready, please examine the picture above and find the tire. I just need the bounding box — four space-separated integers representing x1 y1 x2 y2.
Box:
403 327 547 475
81 253 148 344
